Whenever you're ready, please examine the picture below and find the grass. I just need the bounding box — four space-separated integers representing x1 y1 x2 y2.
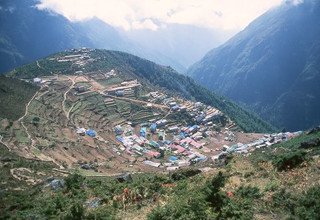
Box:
0 76 38 121
14 129 30 144
97 77 123 86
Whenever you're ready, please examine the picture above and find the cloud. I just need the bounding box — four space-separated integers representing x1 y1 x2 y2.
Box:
37 0 283 31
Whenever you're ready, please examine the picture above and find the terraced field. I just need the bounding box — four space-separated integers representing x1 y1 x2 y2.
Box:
0 73 170 174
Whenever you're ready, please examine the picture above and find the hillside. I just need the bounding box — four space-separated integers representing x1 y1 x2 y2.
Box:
0 76 38 121
0 48 278 176
188 0 320 131
7 49 275 133
1 126 319 219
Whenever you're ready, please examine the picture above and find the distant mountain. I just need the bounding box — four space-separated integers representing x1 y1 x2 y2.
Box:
6 49 275 133
124 24 232 69
0 0 127 73
0 0 231 74
0 0 184 73
188 0 320 131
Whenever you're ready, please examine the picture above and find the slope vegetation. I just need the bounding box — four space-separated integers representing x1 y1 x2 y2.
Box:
0 76 38 121
188 0 320 131
1 128 319 219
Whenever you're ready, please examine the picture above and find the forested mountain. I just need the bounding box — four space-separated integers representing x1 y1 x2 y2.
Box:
188 0 320 131
0 0 128 73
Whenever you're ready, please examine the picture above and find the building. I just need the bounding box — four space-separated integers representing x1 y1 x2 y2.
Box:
75 86 86 93
76 128 86 136
33 78 42 84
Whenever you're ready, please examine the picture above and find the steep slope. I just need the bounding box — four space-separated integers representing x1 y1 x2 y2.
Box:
0 0 131 73
0 76 38 121
188 0 320 131
7 49 275 133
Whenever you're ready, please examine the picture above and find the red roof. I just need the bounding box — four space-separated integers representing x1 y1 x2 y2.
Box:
147 151 161 157
171 144 186 153
190 140 204 149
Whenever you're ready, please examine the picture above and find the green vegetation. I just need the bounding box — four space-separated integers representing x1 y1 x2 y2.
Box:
272 150 307 171
187 1 320 131
1 128 320 219
250 129 320 168
272 186 320 220
0 76 38 121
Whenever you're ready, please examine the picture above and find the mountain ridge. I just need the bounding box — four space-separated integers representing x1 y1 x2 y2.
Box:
187 0 320 131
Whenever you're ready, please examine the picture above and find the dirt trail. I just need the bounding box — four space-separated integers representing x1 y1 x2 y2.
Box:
15 86 64 168
18 89 41 149
62 76 76 119
36 60 41 68
0 134 11 151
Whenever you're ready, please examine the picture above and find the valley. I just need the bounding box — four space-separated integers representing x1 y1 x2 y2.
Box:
0 49 319 219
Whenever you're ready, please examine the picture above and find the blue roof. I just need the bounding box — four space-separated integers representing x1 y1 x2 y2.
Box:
116 136 124 142
150 123 157 131
86 129 96 137
169 156 178 161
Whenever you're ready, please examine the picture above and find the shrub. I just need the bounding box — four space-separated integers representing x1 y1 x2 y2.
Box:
65 173 85 191
236 185 261 199
272 150 307 171
171 168 202 181
294 186 320 220
204 171 227 211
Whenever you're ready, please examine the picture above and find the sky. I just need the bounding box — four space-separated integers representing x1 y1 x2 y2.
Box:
37 0 284 32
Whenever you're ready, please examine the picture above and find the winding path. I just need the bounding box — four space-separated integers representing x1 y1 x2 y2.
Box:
62 76 76 119
0 134 11 151
18 89 41 149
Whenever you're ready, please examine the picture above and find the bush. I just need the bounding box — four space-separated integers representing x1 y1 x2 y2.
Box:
65 173 85 191
236 185 261 199
295 186 320 220
171 168 202 181
204 171 227 211
272 150 307 171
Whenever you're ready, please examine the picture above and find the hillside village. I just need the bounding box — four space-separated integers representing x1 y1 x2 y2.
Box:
0 48 302 174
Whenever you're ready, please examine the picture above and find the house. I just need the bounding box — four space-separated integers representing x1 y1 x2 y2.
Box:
75 86 86 93
140 127 147 137
132 144 144 152
171 144 186 154
114 125 123 135
189 140 204 149
76 128 86 136
168 126 179 132
33 77 42 84
171 105 180 111
150 123 157 133
156 119 167 127
177 160 190 167
146 151 161 159
115 90 124 96
169 156 178 162
149 140 160 148
86 129 96 137
144 160 161 167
